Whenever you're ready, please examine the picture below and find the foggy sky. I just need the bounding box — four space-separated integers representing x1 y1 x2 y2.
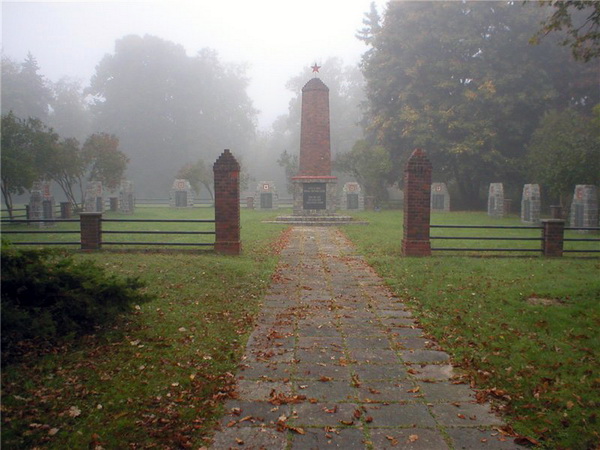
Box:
1 0 387 129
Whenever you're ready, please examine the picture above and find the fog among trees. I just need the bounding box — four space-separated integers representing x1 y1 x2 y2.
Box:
2 1 598 209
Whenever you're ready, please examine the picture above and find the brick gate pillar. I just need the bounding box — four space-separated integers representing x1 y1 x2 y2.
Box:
402 148 432 256
541 219 565 257
213 149 241 255
80 212 102 251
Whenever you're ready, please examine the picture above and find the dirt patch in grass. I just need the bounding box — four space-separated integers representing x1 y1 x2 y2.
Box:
526 296 565 306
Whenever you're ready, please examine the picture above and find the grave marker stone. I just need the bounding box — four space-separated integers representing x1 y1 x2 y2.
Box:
119 180 135 214
170 179 194 208
570 185 598 229
254 181 279 210
521 184 541 224
29 181 55 226
341 182 364 210
487 183 504 217
84 181 104 213
430 183 450 212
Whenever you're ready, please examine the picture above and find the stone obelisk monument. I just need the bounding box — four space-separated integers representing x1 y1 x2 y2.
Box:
292 64 337 216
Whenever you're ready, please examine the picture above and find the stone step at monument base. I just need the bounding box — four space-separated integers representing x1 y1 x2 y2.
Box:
264 215 369 226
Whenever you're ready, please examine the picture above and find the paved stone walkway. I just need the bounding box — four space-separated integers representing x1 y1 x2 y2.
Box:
211 227 523 449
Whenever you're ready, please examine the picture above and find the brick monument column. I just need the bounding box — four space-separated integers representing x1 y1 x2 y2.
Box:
213 149 241 255
292 66 337 216
402 148 432 256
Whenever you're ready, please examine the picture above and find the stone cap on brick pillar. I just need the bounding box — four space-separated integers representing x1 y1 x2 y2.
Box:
213 149 240 172
405 148 432 172
302 77 329 93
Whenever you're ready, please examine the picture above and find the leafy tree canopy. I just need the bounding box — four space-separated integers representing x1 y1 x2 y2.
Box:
335 139 392 200
527 105 600 204
177 159 214 199
83 133 128 191
531 0 600 62
359 1 599 208
1 113 43 217
87 35 257 197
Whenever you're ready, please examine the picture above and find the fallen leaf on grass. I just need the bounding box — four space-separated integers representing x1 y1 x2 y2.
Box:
68 406 81 417
385 435 399 445
566 401 575 410
408 434 419 442
514 436 540 446
407 386 420 393
268 390 306 405
288 426 306 435
457 413 466 420
319 376 333 382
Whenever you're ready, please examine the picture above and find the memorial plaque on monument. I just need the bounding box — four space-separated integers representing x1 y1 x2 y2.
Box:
303 183 327 210
347 193 359 209
175 191 187 207
260 193 273 209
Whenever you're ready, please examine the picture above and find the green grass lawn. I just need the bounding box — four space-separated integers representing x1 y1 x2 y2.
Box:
1 207 598 448
342 210 600 449
1 208 287 449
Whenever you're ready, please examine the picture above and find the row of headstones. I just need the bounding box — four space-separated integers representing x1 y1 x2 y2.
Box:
168 180 367 210
488 183 599 227
28 180 135 222
245 181 365 211
82 181 135 214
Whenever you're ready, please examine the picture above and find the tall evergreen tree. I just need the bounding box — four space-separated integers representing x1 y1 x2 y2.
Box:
1 53 52 121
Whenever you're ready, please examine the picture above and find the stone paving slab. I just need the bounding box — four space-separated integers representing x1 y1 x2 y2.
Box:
210 227 524 449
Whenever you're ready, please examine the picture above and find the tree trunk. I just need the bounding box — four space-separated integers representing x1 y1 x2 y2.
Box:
1 184 14 220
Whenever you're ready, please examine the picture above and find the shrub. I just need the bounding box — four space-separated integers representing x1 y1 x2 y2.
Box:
1 244 151 363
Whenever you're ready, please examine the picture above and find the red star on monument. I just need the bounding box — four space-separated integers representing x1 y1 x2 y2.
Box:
311 63 321 73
